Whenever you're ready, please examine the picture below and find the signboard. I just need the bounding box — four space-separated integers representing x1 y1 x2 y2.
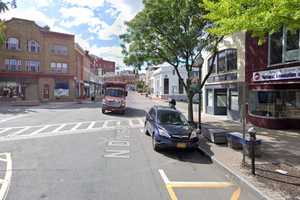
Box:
54 89 69 97
252 66 300 82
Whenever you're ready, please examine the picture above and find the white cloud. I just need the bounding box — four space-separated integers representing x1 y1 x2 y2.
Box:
32 0 53 7
62 0 105 8
0 7 56 28
59 6 107 28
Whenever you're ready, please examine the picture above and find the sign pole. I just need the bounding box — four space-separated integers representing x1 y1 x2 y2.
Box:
242 82 246 165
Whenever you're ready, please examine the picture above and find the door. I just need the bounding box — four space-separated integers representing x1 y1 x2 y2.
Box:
43 84 50 99
164 78 169 94
215 89 227 115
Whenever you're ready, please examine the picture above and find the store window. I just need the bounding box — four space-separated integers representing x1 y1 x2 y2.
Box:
5 59 22 71
227 49 237 71
249 90 300 119
28 40 40 53
0 81 24 99
269 28 300 65
207 90 213 107
216 91 227 107
5 37 20 50
54 80 69 97
230 90 239 111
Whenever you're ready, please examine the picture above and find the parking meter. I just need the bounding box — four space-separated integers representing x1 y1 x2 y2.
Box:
248 127 257 175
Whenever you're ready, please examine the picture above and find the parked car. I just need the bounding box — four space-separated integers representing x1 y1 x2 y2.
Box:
144 106 199 151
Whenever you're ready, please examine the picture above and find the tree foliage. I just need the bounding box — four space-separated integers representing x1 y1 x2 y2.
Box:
204 0 300 42
121 0 222 122
0 0 11 45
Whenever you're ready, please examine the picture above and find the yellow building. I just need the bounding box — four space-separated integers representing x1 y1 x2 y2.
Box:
0 18 76 103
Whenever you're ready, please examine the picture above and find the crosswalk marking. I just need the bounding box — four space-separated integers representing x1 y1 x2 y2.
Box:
0 128 11 135
52 124 66 133
0 118 145 141
87 122 96 130
9 126 31 137
71 122 82 131
29 125 51 136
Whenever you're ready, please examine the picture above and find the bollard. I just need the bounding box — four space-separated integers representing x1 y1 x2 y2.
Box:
248 127 257 175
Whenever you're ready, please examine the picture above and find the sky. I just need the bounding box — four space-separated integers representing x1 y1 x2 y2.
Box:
0 0 144 70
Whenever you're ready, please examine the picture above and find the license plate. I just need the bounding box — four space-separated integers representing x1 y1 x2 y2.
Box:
176 143 187 148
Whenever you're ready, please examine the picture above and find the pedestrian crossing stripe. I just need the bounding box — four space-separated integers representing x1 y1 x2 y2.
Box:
0 118 145 141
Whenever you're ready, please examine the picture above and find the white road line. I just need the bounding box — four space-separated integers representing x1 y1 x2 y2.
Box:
128 119 134 128
71 123 82 131
87 122 96 130
0 128 11 135
52 124 66 133
159 169 170 184
8 127 31 137
0 152 12 200
29 125 51 136
116 121 121 126
140 128 144 133
0 115 24 123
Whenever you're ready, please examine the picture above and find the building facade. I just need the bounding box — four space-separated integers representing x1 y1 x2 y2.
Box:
202 32 246 121
0 18 76 102
246 30 300 129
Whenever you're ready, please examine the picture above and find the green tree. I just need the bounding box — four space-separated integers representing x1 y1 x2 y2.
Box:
203 0 300 42
121 0 222 122
0 0 13 45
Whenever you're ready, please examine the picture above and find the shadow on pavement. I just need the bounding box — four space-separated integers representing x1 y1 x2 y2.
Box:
104 107 147 118
160 148 213 164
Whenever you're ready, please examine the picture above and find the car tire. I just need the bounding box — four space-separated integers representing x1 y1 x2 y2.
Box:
152 135 160 151
102 109 106 114
120 110 125 115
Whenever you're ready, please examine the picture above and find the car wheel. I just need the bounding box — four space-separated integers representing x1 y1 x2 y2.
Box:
152 135 160 151
120 110 125 115
102 109 106 114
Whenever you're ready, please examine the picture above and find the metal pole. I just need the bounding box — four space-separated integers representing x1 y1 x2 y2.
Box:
251 136 256 175
242 82 246 165
198 66 201 130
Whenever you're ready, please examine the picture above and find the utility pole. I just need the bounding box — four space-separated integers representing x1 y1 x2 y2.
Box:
197 57 204 130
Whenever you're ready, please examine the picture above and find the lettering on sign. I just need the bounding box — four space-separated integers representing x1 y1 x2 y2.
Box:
108 140 130 147
253 66 300 82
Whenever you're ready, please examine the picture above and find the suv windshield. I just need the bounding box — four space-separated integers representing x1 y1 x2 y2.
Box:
158 110 188 125
105 89 124 97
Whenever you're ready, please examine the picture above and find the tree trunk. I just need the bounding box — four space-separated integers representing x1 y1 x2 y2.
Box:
187 93 194 123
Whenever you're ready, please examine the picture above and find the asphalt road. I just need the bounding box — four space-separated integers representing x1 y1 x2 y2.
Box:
0 92 260 200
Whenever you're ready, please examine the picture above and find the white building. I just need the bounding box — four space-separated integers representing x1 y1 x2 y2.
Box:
149 63 199 101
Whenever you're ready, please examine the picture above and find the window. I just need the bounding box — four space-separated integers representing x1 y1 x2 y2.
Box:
208 56 217 74
269 28 300 64
25 60 40 72
50 62 68 73
249 90 300 119
149 108 156 120
227 49 237 71
207 49 237 74
6 37 20 50
230 90 239 110
50 45 68 55
207 90 213 107
217 50 226 73
178 79 184 94
5 59 22 71
216 91 227 107
54 80 69 97
157 110 188 125
28 40 40 53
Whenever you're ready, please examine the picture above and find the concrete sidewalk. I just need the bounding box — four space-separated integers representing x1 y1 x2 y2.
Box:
149 95 300 200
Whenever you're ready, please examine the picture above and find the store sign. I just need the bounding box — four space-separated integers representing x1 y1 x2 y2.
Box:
54 89 69 97
252 66 300 82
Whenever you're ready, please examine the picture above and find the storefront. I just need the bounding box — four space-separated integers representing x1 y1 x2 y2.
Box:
0 77 38 101
248 66 300 129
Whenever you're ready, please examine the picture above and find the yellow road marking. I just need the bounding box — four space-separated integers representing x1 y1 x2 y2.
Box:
159 169 241 200
169 181 233 188
231 187 241 200
166 185 178 200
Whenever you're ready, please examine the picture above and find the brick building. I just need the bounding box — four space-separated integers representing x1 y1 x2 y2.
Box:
93 58 115 76
0 18 76 102
245 30 300 129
